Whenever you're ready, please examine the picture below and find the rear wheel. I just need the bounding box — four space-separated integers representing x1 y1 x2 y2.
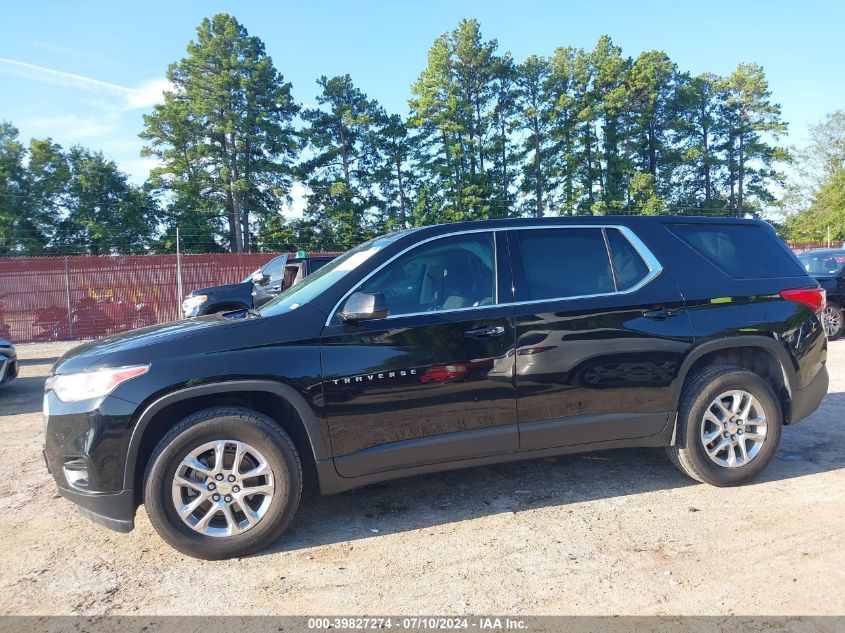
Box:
144 407 302 559
822 302 843 339
667 365 782 486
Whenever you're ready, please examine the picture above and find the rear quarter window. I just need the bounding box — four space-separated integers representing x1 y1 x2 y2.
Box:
667 224 804 279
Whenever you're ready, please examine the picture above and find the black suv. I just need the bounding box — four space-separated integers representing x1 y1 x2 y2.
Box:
797 248 845 340
181 253 336 317
44 217 829 559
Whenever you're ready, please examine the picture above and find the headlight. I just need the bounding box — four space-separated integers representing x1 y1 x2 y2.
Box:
45 365 149 403
181 294 207 316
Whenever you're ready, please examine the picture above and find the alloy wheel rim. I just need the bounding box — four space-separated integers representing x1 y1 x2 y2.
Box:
171 439 275 537
700 390 767 468
822 306 841 338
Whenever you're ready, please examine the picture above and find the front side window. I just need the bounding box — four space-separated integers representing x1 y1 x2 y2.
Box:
259 232 408 316
262 255 289 281
516 228 614 300
355 233 496 317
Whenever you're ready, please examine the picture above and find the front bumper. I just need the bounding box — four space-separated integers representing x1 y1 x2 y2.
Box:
790 363 829 424
57 485 136 533
44 390 140 532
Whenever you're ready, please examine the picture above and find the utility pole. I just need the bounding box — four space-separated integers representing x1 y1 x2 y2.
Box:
63 256 74 340
176 226 184 317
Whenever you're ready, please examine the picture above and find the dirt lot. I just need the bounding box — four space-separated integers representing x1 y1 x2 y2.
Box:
0 340 843 616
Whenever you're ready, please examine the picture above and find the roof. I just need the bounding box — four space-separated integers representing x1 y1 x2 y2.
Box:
394 215 763 238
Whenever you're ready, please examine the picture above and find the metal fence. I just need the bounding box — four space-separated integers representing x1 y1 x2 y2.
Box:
0 239 833 344
0 253 286 343
786 240 833 254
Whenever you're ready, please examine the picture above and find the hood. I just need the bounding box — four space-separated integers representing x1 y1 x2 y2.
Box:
51 302 327 375
189 281 251 296
53 314 258 374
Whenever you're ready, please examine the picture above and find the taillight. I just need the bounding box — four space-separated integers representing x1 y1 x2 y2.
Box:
780 288 826 314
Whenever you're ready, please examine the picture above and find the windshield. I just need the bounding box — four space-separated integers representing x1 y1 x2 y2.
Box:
798 252 845 275
258 232 409 316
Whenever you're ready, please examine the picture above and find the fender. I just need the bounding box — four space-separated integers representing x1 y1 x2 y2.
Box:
122 379 330 489
672 334 797 405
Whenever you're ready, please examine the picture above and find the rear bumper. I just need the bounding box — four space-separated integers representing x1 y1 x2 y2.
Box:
56 485 136 533
790 364 829 424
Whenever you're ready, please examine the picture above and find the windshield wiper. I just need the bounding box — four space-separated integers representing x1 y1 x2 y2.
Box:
246 308 262 318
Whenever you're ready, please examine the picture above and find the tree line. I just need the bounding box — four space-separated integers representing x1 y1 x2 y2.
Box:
0 14 800 255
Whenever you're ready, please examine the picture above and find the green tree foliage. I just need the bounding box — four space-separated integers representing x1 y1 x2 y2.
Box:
721 63 788 215
0 123 158 255
53 148 161 254
0 123 67 254
409 19 505 222
783 111 845 242
2 17 795 257
141 13 299 253
295 75 383 251
515 55 552 217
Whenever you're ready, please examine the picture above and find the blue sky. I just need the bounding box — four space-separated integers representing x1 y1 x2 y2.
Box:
2 0 843 190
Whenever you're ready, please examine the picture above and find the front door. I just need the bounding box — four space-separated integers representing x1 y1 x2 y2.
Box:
320 231 518 477
506 226 694 450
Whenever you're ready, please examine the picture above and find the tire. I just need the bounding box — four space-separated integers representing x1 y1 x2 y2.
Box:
822 302 843 340
144 407 302 559
667 365 782 486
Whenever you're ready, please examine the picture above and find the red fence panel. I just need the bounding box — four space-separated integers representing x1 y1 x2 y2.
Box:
787 241 830 254
0 253 282 343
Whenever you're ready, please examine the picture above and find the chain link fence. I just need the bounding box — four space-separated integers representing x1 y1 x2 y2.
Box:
0 239 831 344
0 253 282 343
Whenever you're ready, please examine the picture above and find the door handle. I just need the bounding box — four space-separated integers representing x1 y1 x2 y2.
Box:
643 307 681 320
464 325 506 338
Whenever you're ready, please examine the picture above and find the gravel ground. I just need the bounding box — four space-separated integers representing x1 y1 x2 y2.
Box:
0 340 843 616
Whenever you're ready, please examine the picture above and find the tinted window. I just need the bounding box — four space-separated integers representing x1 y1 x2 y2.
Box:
606 229 650 290
669 224 804 279
260 231 406 316
310 259 331 273
262 255 288 281
516 228 614 300
358 233 495 316
798 252 845 275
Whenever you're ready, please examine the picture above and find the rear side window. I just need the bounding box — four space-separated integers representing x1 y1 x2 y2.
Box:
605 229 650 290
668 224 804 279
516 228 614 300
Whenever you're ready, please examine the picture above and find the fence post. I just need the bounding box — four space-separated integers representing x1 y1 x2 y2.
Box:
63 255 74 340
176 226 184 318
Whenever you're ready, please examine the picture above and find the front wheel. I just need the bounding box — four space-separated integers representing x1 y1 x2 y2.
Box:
667 366 782 486
822 302 843 340
144 407 302 559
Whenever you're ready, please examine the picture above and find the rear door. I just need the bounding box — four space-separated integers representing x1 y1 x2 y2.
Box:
507 225 694 450
320 231 519 477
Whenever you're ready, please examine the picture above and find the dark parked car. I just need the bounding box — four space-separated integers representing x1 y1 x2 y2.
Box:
797 248 845 339
181 253 336 317
0 337 17 386
44 217 828 559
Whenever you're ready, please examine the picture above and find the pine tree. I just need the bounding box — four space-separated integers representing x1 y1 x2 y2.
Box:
141 13 299 252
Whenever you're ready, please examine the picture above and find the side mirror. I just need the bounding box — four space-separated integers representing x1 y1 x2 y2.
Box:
338 292 388 323
251 272 269 285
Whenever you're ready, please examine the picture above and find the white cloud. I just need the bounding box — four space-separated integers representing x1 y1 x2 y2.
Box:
0 57 168 111
124 77 172 110
23 114 115 140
